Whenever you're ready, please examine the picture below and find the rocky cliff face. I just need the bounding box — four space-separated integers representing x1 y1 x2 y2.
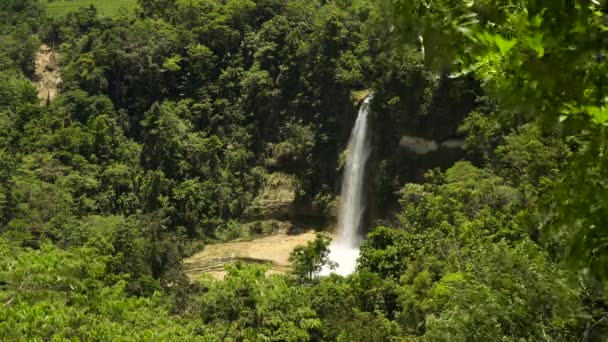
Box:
34 44 61 102
280 67 479 231
363 70 480 226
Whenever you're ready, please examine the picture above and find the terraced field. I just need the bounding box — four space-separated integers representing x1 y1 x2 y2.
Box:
46 0 137 17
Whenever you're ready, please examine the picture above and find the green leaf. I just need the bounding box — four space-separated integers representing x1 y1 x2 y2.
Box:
586 106 608 124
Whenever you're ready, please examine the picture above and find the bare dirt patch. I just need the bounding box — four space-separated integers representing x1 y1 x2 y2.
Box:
34 44 61 102
183 229 318 280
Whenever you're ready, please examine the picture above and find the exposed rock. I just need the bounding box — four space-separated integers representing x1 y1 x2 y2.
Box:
440 139 465 149
399 135 465 154
34 44 62 102
183 228 318 280
399 135 439 154
243 172 296 220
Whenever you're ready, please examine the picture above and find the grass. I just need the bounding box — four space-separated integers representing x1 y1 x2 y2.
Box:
45 0 138 17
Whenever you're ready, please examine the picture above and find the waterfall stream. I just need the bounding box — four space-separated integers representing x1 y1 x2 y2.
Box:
322 95 372 276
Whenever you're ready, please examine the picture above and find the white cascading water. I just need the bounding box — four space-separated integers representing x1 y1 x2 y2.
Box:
322 95 372 276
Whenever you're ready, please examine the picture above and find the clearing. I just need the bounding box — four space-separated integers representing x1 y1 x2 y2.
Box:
45 0 138 17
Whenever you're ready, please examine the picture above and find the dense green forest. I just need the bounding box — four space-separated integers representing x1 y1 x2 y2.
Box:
1 0 608 340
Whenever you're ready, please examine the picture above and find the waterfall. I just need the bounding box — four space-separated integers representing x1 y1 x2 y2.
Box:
322 95 372 276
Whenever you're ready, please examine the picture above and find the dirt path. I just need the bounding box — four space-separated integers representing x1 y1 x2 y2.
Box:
184 230 318 280
34 44 61 102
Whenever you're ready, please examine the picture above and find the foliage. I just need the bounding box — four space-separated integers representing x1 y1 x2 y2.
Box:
289 232 336 284
0 239 200 340
194 264 321 340
388 0 608 283
1 0 608 340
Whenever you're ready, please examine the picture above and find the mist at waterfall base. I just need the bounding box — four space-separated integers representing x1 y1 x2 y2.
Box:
321 95 372 276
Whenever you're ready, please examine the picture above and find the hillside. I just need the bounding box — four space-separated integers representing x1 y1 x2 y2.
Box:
1 0 608 340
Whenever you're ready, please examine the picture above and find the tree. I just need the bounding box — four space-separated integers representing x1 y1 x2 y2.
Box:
195 264 321 341
388 0 608 282
0 240 200 340
289 232 335 284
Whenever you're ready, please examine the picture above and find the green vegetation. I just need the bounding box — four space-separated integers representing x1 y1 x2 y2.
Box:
45 0 137 17
1 0 608 340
